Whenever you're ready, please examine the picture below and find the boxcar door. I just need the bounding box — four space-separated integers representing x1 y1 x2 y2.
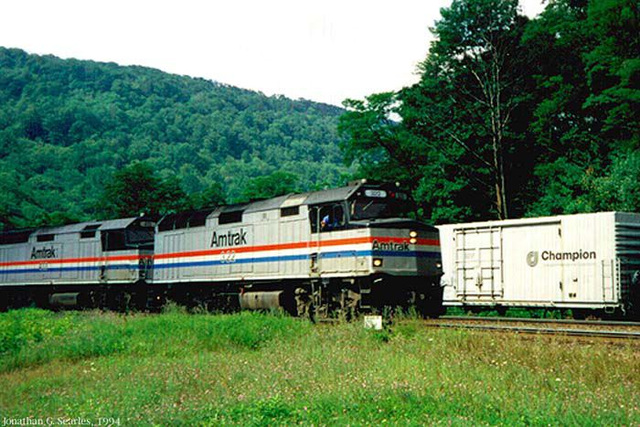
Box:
454 227 503 300
502 222 561 304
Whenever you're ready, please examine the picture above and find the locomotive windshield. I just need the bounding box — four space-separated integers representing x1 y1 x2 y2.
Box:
349 189 414 220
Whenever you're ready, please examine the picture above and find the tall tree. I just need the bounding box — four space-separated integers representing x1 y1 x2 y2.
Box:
521 0 598 215
338 93 419 188
240 171 299 202
98 162 188 218
340 0 532 222
584 0 639 149
522 0 639 215
403 0 531 220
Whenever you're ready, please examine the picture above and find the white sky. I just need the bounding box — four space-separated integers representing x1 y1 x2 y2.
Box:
0 0 546 106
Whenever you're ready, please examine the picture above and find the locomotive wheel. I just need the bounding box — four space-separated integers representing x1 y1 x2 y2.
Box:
294 287 314 321
311 285 329 320
339 288 360 322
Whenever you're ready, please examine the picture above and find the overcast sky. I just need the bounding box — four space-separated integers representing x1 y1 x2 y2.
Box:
0 0 546 106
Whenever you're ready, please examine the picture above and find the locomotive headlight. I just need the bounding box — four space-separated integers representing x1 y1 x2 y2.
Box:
409 237 417 244
436 262 442 269
373 258 383 267
409 230 418 238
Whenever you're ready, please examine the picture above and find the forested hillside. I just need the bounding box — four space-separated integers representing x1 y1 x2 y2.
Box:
0 47 348 229
340 0 639 223
2 0 638 230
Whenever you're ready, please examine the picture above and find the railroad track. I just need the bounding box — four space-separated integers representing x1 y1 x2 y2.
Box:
424 316 640 340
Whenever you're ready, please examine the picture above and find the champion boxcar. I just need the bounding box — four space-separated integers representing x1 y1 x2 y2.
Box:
439 212 640 318
0 217 155 310
151 180 444 318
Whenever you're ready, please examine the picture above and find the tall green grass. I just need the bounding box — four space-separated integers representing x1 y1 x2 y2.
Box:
0 308 638 425
0 308 307 372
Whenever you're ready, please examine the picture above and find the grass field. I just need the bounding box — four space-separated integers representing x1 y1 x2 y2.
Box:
1 308 639 426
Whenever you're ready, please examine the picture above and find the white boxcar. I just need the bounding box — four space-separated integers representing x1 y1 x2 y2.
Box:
439 212 640 315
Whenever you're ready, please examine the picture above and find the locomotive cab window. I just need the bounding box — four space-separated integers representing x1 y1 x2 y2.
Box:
309 203 346 233
0 230 32 245
349 190 414 220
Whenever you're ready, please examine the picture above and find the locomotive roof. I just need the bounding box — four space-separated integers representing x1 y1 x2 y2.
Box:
242 194 292 214
215 184 361 216
32 217 149 235
206 183 364 217
0 217 154 245
298 185 360 206
202 180 378 218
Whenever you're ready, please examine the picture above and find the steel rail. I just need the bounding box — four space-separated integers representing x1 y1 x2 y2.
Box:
427 321 640 340
441 315 640 328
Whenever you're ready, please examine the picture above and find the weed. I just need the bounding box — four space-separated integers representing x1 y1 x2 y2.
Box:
0 309 638 425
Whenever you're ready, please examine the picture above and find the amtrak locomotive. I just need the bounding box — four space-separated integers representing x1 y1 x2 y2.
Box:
0 181 444 318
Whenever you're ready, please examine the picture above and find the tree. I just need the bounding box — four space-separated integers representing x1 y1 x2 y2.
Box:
522 0 639 215
584 0 640 148
340 0 531 222
240 171 299 202
405 0 531 220
97 162 188 218
339 93 420 188
189 182 227 209
520 0 598 215
589 151 640 212
0 47 347 227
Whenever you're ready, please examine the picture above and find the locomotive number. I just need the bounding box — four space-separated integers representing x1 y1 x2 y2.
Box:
364 189 387 198
221 250 237 264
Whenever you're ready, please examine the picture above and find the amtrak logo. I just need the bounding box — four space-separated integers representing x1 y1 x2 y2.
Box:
210 228 248 248
31 246 58 260
526 251 538 267
372 240 410 252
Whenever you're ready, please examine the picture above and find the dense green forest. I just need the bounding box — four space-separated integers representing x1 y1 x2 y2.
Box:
340 0 639 223
1 0 638 230
0 47 348 230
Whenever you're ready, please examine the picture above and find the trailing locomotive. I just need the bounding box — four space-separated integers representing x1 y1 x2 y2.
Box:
0 180 444 318
0 217 155 310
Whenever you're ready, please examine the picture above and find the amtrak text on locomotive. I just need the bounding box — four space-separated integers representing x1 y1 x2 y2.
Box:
31 246 58 259
372 240 410 252
210 229 248 248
